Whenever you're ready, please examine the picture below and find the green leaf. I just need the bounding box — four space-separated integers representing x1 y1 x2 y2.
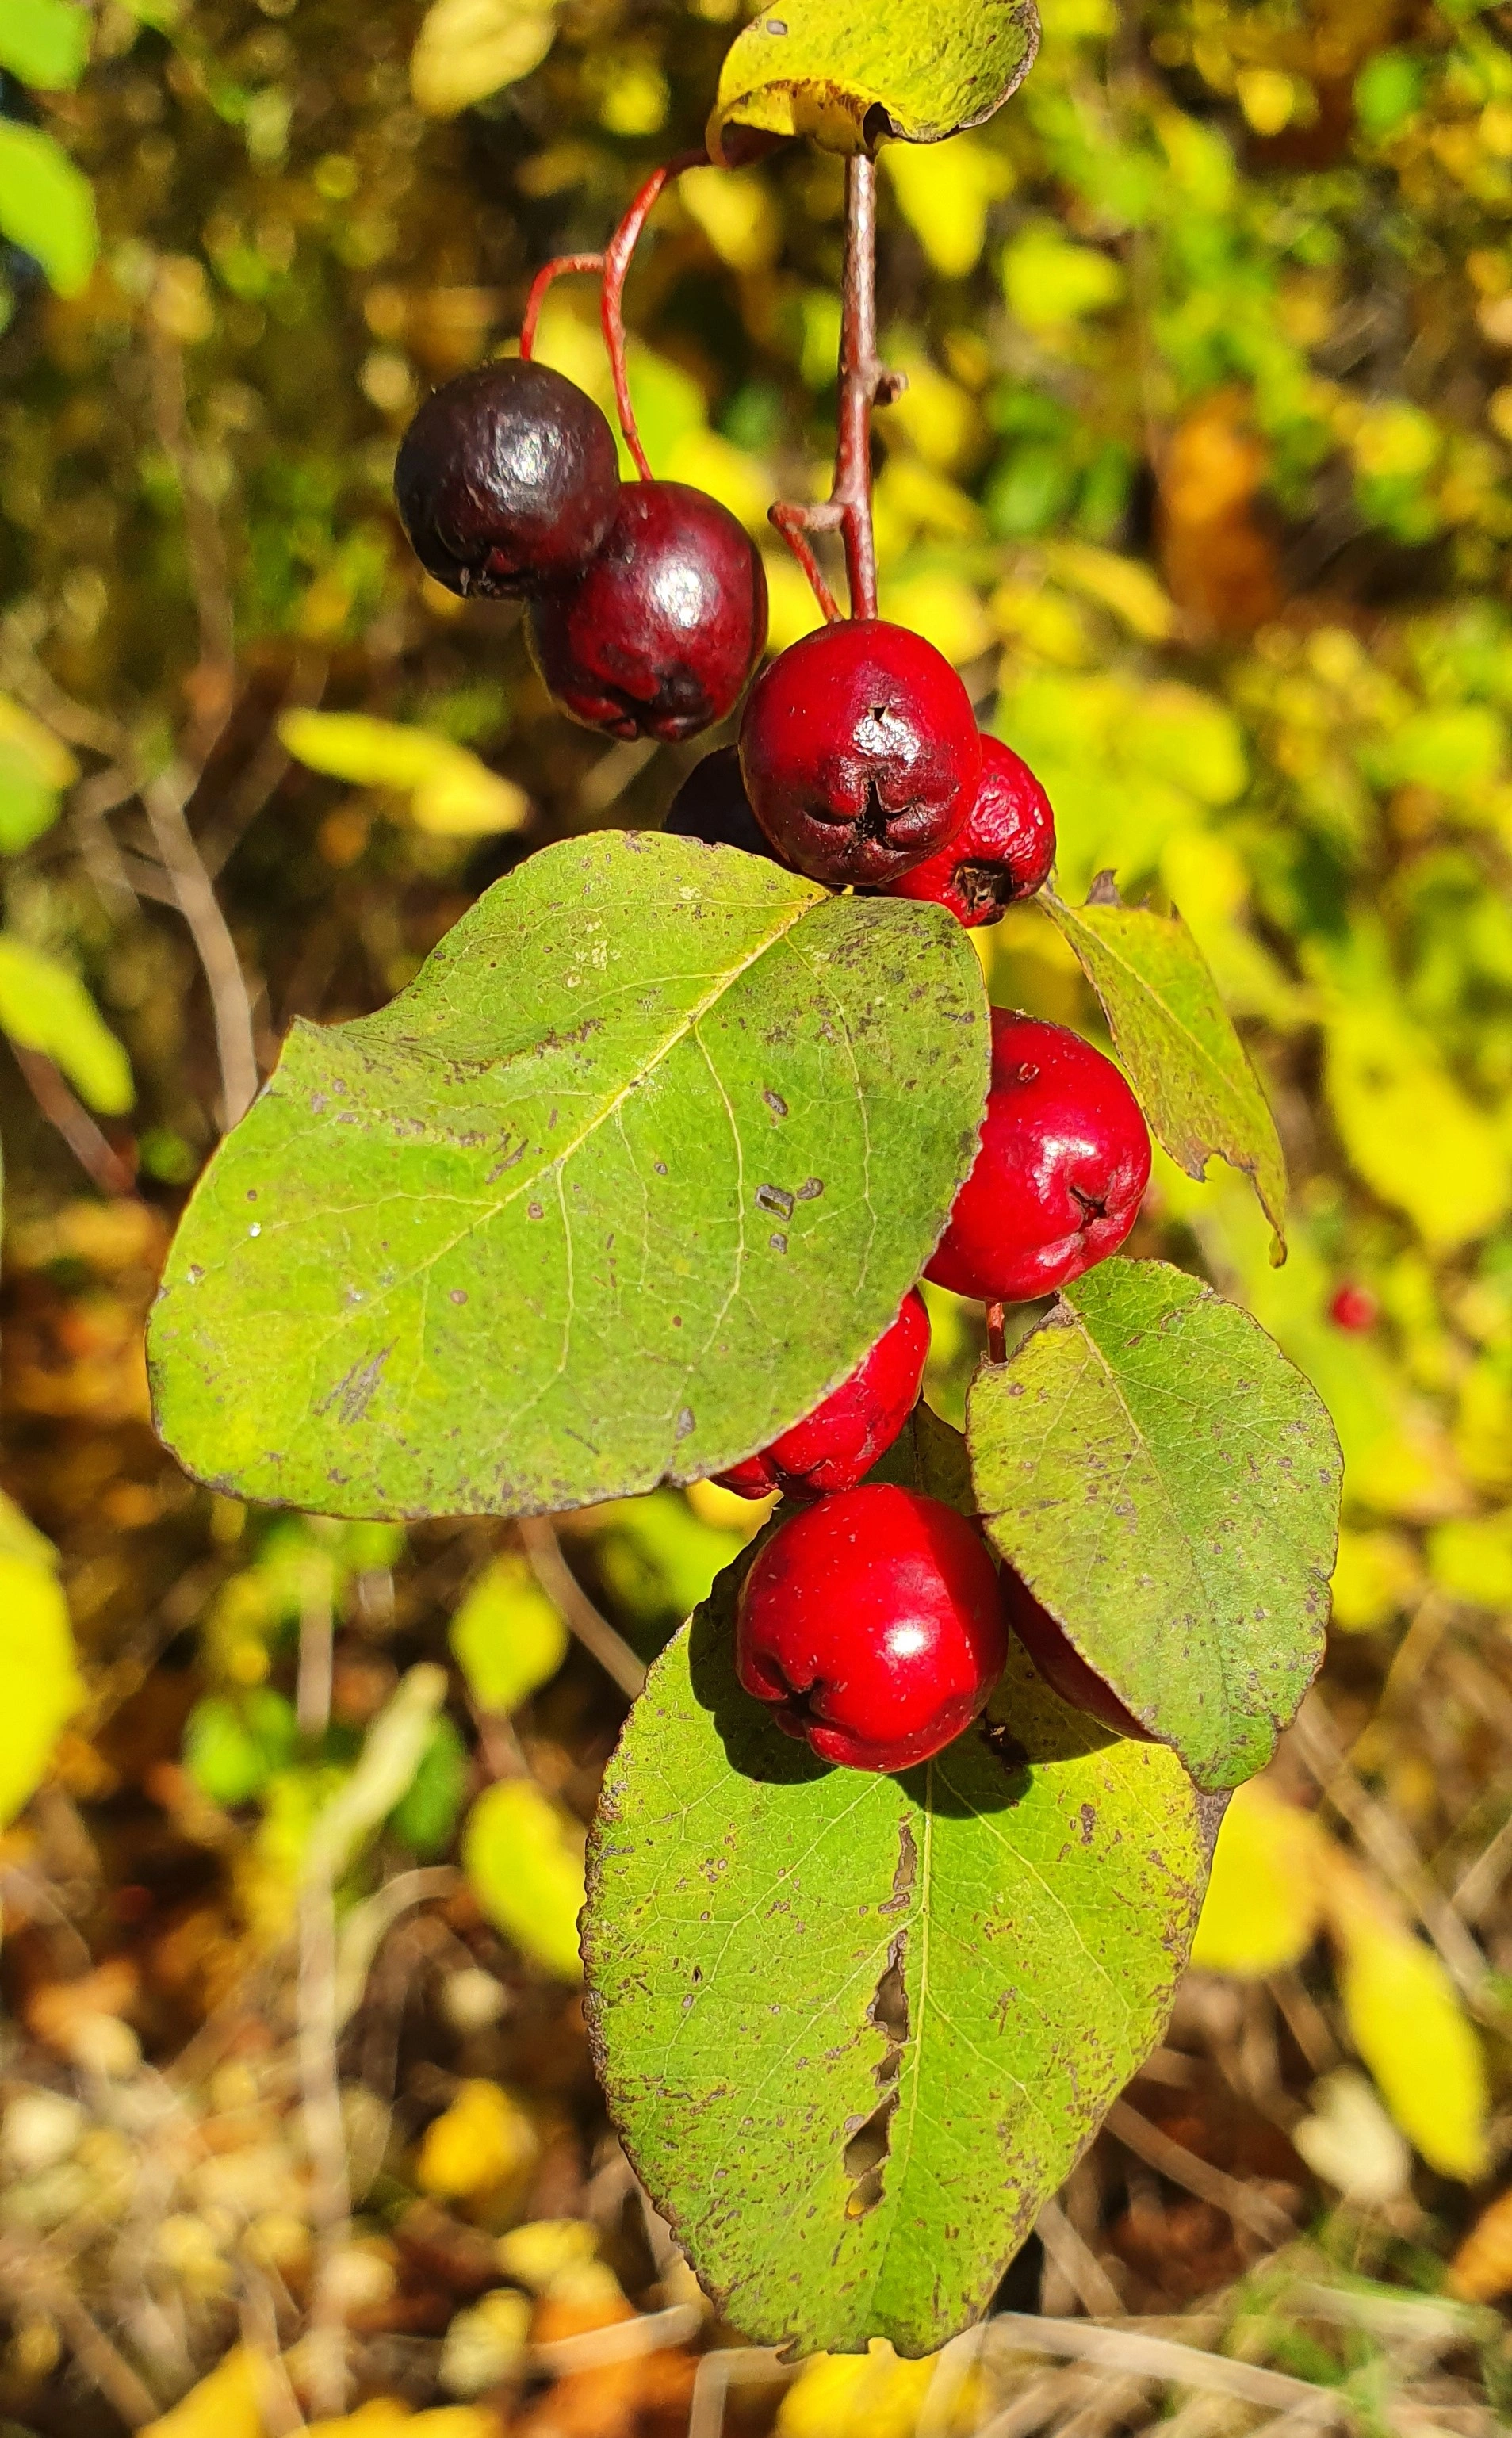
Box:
708 0 1040 163
278 710 530 838
968 1259 1341 1792
389 1715 469 1855
584 1450 1207 2357
1043 880 1288 1258
184 1689 298 1808
450 1554 569 1713
148 833 989 1521
0 121 98 298
465 1778 585 1981
0 697 77 854
0 1493 83 1830
0 935 134 1113
0 0 91 90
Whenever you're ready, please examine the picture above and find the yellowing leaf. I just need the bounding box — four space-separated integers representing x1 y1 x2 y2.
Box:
1121 683 1246 806
880 351 984 473
679 165 779 271
1043 543 1178 642
0 697 77 790
1327 1863 1489 2180
778 2340 967 2438
278 713 529 839
661 427 773 532
882 135 1013 280
1426 1509 1512 1611
1449 2185 1512 2302
878 571 992 666
1324 1001 1510 1252
1330 1527 1422 1632
0 121 98 298
416 2078 538 2201
709 0 1040 162
0 934 133 1113
496 2217 598 2290
1001 227 1123 332
410 0 557 118
450 1555 568 1713
762 551 828 653
1190 1781 1328 1976
0 1500 83 1831
463 1779 585 1981
140 2347 269 2438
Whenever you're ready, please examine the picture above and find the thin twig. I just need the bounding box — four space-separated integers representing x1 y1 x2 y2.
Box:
0 2238 160 2428
296 1583 350 2421
1104 2099 1296 2245
985 2315 1350 2421
1036 2196 1126 2317
9 1044 136 1197
149 335 235 735
517 1517 647 1697
687 2347 792 2438
527 2300 704 2375
141 765 259 1128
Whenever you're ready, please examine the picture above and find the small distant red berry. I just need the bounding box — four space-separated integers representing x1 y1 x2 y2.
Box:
716 1288 930 1503
1330 1284 1377 1333
736 1483 1009 1774
739 619 982 888
1001 1566 1154 1743
886 737 1055 927
925 1010 1151 1305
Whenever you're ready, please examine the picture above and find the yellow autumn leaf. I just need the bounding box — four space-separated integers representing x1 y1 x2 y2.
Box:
462 1779 585 1981
1330 1527 1423 1633
417 2079 538 2202
878 572 993 668
0 1496 84 1831
778 2338 974 2438
1324 1000 1511 1251
306 2407 503 2438
1326 1860 1489 2180
140 2347 268 2438
410 0 557 118
881 135 1013 281
1426 1509 1512 1612
450 1556 568 1715
279 713 529 838
679 165 779 272
1044 542 1179 642
1189 1780 1329 1977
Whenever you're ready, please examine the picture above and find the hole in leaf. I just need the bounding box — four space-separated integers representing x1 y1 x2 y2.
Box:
842 1926 911 2220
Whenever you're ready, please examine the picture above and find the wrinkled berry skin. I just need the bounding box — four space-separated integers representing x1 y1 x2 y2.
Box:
664 745 778 861
886 737 1055 927
1002 1567 1154 1742
716 1288 930 1502
926 1010 1151 1304
395 360 620 599
526 480 768 743
736 1483 1008 1773
740 619 982 887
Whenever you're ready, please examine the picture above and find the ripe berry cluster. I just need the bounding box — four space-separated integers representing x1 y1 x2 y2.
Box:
394 302 1154 1779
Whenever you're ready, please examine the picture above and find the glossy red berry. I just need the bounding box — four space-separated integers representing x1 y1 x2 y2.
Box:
395 360 620 599
664 745 779 861
885 737 1055 927
736 1483 1009 1773
1001 1567 1153 1743
716 1288 929 1502
926 1010 1151 1304
1330 1284 1377 1332
739 619 982 887
526 480 768 743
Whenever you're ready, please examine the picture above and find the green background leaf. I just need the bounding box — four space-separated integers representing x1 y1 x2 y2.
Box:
0 121 98 298
0 936 134 1112
148 832 989 1521
1043 884 1288 1256
0 1 91 92
584 1472 1206 2358
969 1259 1341 1791
465 1778 586 1981
710 0 1040 161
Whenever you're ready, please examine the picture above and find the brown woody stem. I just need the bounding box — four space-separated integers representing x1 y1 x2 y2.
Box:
769 151 901 622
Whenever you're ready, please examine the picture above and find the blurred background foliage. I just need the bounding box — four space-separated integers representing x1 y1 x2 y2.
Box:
3 0 1512 2429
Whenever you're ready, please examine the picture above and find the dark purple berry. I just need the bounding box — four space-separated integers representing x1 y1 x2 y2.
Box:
526 481 768 744
394 359 620 600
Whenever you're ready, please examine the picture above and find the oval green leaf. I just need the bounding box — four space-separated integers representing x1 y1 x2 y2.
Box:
584 1518 1205 2357
0 0 92 92
1043 879 1288 1260
969 1259 1341 1793
0 121 98 298
148 832 989 1521
709 0 1040 163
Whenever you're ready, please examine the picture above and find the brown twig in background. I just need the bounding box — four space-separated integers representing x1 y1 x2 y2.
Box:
295 1579 350 2421
141 766 260 1128
148 335 236 736
8 1045 136 1198
518 1516 648 1697
1104 2099 1296 2245
984 2314 1351 2422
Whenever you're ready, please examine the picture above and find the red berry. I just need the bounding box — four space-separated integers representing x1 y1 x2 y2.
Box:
739 619 982 887
885 737 1055 927
1001 1567 1154 1742
716 1288 930 1502
736 1484 1008 1773
395 360 620 599
1330 1284 1377 1332
526 480 768 743
926 1011 1151 1304
664 745 780 861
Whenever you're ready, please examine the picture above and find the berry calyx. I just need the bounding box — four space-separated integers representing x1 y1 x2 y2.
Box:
716 1288 929 1502
664 745 779 861
885 737 1055 927
1001 1567 1154 1743
1330 1284 1377 1332
394 360 620 599
739 619 982 887
926 1010 1151 1304
526 480 768 743
735 1483 1008 1774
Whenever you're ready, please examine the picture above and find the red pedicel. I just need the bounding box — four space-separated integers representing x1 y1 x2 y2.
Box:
735 1483 1009 1774
886 736 1055 927
739 619 981 887
925 1010 1151 1304
715 1288 930 1502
